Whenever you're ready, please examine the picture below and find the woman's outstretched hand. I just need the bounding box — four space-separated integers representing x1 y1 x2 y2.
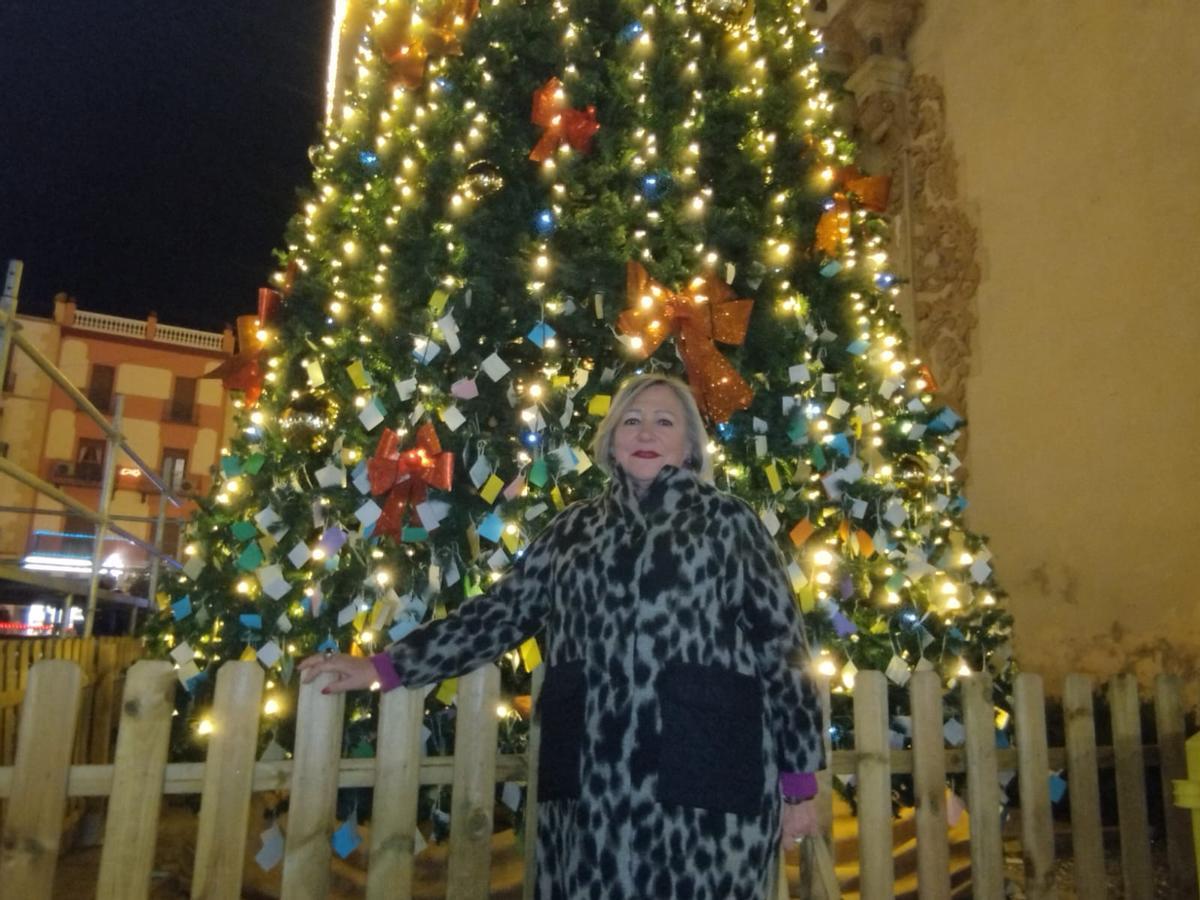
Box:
781 798 820 846
297 652 378 694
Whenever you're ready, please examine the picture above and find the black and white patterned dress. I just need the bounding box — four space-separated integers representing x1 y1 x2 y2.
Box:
385 465 824 899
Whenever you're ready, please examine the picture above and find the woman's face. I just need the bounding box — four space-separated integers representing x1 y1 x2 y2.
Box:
611 383 691 492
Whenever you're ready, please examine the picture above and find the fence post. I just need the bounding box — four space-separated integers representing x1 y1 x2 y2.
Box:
1063 675 1108 899
280 671 346 898
367 684 426 900
96 660 176 900
1109 674 1154 900
446 665 500 900
0 659 84 899
853 670 894 898
910 669 951 900
1155 675 1199 898
191 661 264 900
962 672 1004 900
522 665 545 900
1014 673 1055 899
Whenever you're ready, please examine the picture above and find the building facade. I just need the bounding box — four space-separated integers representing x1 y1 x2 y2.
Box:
0 294 238 586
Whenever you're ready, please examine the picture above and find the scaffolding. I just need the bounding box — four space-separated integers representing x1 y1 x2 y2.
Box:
0 259 184 636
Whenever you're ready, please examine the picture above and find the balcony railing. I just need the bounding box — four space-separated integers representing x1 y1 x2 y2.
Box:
71 310 225 352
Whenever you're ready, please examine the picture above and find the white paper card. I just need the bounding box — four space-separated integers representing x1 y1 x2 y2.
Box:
354 499 382 527
395 377 417 400
788 364 810 384
170 642 194 664
468 456 492 488
256 565 291 600
316 464 345 488
286 542 309 571
257 640 283 668
441 405 466 432
760 508 780 536
480 352 511 381
182 555 205 581
255 823 285 871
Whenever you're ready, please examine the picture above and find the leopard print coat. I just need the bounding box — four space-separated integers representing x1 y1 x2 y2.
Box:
386 465 824 899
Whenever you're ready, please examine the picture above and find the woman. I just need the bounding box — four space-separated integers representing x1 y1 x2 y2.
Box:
301 373 823 898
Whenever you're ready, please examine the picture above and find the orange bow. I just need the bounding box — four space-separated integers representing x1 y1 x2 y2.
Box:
815 166 891 256
201 288 281 406
529 77 599 162
618 261 755 423
369 423 455 537
382 0 480 90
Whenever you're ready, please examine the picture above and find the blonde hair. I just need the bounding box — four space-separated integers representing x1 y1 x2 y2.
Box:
591 373 713 482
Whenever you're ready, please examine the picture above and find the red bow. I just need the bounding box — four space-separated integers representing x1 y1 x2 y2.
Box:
201 287 281 406
529 77 599 162
382 0 480 90
369 423 455 537
618 262 755 423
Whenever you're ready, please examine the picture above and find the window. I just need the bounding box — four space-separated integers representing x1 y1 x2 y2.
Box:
87 364 115 413
62 514 95 557
75 438 106 482
168 376 197 423
161 520 183 561
161 448 189 490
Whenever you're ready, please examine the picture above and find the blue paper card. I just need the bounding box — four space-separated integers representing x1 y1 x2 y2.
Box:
527 322 556 348
317 635 338 654
827 434 851 457
478 513 503 543
239 614 263 631
1048 773 1067 803
331 813 362 859
389 618 417 642
221 456 243 476
172 596 192 620
819 260 842 278
846 339 869 356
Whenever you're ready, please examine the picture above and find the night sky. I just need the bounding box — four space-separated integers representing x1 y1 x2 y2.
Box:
0 1 332 333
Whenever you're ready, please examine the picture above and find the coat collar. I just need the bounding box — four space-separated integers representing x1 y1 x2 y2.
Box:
606 464 701 522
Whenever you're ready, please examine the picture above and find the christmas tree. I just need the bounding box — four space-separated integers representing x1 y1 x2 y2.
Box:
147 0 1014 787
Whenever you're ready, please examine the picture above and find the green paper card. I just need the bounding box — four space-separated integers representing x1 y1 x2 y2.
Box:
237 543 265 571
401 527 428 542
244 453 266 475
528 458 548 487
231 521 257 542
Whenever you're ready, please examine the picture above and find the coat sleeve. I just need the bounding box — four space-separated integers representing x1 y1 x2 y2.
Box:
732 502 826 776
379 509 566 688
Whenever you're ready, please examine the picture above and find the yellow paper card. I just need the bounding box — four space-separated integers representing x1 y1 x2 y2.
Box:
587 394 612 416
435 677 458 705
502 529 520 554
239 645 258 662
764 462 782 494
519 637 542 673
353 610 368 633
156 591 170 610
466 523 480 561
346 360 369 389
552 375 570 389
550 486 564 510
428 289 449 316
480 474 504 504
305 360 326 388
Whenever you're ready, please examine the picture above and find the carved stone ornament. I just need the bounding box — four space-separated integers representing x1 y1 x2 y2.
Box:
819 1 983 470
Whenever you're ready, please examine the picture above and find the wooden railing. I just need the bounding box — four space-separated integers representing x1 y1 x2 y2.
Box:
0 660 1196 899
0 638 142 838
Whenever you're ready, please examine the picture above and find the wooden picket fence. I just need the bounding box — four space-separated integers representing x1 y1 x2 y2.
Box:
0 637 141 834
0 658 1196 899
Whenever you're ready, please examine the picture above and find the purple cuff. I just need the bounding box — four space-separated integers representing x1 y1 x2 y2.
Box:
370 653 404 692
779 772 818 801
